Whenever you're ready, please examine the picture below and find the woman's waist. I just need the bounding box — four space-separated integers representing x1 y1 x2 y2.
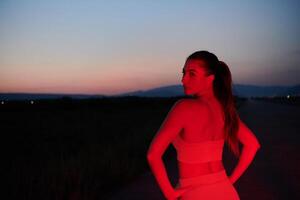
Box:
178 160 225 179
178 168 228 187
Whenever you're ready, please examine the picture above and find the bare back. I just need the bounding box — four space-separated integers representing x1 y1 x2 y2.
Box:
178 98 226 178
180 99 225 141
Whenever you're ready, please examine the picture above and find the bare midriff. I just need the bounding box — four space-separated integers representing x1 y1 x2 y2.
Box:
178 160 225 178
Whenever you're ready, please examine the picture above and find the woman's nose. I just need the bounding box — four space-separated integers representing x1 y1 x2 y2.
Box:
181 75 187 84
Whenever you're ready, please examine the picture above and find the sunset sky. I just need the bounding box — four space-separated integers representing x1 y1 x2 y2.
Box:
1 0 299 95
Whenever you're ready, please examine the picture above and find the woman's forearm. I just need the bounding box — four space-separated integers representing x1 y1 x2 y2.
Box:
147 156 175 199
229 145 260 184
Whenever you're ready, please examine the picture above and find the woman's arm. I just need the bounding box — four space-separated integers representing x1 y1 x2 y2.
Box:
229 118 261 184
147 99 188 199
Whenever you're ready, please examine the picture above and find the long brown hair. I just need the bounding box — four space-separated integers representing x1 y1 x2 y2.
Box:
186 51 240 157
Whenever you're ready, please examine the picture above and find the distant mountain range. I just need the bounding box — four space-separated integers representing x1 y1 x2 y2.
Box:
116 84 300 98
0 84 299 100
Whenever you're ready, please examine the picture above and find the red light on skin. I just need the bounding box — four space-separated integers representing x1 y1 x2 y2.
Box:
147 99 260 199
183 86 192 96
181 60 215 98
147 57 261 199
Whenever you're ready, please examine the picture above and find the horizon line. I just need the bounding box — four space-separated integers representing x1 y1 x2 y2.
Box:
0 83 299 96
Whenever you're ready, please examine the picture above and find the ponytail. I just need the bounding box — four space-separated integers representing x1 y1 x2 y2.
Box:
186 51 240 157
214 61 240 157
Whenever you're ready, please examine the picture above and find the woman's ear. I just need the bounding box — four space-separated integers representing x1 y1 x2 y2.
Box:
208 74 215 83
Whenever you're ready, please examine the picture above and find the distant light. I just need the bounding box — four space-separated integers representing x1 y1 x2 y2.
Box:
30 100 34 104
287 95 290 99
1 101 4 105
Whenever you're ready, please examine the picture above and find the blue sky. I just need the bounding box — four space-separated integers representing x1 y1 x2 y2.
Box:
0 0 299 94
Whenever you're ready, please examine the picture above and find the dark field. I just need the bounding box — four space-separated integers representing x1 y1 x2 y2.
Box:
2 96 182 199
5 96 298 200
252 96 300 106
0 96 243 200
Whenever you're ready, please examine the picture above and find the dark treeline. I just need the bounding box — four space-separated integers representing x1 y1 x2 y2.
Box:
252 96 300 106
2 96 246 200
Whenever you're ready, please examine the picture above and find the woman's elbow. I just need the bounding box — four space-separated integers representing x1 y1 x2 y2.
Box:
147 151 161 162
147 152 154 161
256 142 261 149
253 139 261 149
244 141 261 150
147 152 157 162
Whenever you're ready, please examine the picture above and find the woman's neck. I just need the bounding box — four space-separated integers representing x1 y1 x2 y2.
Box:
194 86 216 102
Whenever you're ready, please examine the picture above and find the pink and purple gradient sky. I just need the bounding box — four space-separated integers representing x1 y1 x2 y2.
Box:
1 0 299 95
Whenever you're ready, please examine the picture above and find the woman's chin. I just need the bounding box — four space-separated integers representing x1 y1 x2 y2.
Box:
184 90 193 96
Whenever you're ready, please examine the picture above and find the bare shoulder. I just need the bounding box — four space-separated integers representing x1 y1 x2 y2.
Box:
169 99 189 114
173 98 207 114
173 98 193 109
179 98 208 109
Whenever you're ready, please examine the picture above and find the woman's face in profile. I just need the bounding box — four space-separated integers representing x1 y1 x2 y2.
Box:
181 59 214 96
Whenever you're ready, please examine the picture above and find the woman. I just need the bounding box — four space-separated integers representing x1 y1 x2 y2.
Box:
147 51 261 200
